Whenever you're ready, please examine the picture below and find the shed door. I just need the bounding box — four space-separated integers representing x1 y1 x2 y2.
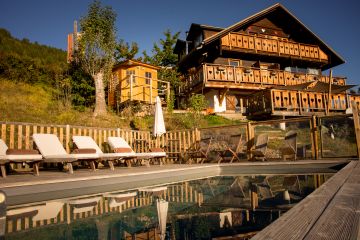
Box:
226 95 237 111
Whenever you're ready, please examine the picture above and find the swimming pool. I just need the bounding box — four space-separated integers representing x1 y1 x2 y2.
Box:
2 173 333 239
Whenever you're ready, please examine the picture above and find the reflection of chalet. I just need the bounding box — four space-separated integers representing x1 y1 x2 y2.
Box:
174 3 358 117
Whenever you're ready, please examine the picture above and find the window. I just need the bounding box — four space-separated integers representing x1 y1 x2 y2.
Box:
126 70 136 84
229 60 240 67
194 34 203 48
145 72 152 85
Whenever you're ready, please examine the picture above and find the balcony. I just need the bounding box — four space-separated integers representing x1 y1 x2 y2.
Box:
221 33 328 63
247 89 357 116
182 63 346 93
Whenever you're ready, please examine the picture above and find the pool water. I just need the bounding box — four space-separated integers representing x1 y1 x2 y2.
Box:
3 174 332 240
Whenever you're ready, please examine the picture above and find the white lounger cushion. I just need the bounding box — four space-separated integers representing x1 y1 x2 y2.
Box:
68 197 101 214
33 134 99 160
107 137 165 158
136 152 166 158
107 137 135 153
72 136 103 154
0 139 42 161
33 134 68 157
5 154 43 161
32 202 64 221
0 139 8 155
138 186 167 192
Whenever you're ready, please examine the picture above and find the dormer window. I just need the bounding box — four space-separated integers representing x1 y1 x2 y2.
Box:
194 34 203 48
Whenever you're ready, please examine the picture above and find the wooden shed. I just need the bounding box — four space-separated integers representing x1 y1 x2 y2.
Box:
108 60 161 107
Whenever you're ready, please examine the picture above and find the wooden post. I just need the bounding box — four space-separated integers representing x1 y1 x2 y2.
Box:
250 184 258 210
149 77 153 104
326 69 333 115
310 116 319 159
246 122 254 160
298 91 302 115
65 125 70 153
167 82 171 103
130 74 133 101
351 101 360 159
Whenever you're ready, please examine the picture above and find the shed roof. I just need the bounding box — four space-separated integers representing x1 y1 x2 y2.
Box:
113 59 160 71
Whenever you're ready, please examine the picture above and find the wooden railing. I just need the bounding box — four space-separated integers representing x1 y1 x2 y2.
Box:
181 63 346 93
247 90 355 116
204 64 345 85
221 33 328 62
0 121 200 167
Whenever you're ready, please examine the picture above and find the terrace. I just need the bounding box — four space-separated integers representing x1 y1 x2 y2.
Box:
182 63 346 93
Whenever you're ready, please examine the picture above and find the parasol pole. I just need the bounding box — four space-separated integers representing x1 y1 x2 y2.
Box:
326 69 333 115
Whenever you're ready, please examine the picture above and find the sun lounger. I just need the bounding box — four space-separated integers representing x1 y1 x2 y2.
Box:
72 136 137 170
33 134 100 173
107 137 166 166
0 139 43 178
138 186 167 197
104 192 137 208
67 196 101 214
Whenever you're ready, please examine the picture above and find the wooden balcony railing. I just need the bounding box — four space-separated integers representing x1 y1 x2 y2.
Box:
192 63 345 87
221 33 329 62
247 90 359 116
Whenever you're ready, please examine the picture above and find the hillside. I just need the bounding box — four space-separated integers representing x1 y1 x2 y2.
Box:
0 78 239 130
0 28 67 85
0 28 240 130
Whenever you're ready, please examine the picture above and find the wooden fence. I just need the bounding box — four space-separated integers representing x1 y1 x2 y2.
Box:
0 121 200 167
6 181 203 234
1 111 357 170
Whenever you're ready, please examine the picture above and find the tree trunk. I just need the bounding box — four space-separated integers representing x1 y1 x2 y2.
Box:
93 71 107 116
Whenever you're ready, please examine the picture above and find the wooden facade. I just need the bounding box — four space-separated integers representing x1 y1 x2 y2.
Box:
175 3 354 117
109 60 165 107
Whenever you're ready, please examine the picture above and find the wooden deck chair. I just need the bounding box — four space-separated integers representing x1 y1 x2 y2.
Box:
107 137 166 166
250 134 269 161
183 137 213 164
280 131 297 161
254 177 274 200
33 134 100 174
0 139 43 178
283 176 302 197
217 134 244 163
72 136 137 170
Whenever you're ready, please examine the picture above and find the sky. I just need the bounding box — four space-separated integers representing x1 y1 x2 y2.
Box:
0 0 359 85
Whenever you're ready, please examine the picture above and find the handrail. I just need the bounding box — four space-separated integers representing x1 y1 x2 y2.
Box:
183 63 347 92
221 32 328 62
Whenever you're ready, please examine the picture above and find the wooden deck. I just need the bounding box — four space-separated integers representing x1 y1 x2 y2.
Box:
252 160 360 240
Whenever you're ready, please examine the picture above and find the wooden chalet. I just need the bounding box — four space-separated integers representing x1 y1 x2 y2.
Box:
174 3 358 117
108 60 170 108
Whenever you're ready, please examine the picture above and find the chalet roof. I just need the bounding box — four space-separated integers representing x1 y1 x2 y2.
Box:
274 81 355 94
186 23 224 41
113 59 160 71
186 3 345 70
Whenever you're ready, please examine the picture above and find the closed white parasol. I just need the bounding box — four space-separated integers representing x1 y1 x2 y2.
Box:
153 96 166 137
156 199 168 240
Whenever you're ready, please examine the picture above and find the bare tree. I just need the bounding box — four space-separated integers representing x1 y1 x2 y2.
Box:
78 0 116 116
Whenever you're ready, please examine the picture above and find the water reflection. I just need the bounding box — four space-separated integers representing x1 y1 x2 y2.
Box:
3 174 332 240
